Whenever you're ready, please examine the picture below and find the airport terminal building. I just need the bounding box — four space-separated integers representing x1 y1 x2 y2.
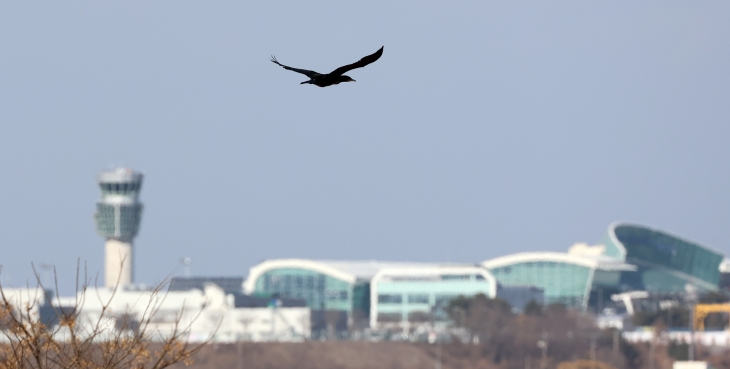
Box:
242 223 725 328
602 222 723 293
369 265 497 328
243 259 499 330
482 252 635 310
482 223 725 312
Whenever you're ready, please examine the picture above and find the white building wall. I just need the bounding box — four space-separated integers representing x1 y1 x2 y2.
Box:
623 330 730 347
54 284 309 342
370 266 497 328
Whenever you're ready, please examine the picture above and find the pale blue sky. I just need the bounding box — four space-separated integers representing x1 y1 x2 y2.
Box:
1 2 729 292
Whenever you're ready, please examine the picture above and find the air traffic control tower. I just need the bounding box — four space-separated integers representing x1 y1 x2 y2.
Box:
94 168 144 289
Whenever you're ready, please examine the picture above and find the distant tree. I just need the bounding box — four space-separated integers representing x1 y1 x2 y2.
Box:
667 341 689 361
523 300 543 316
617 332 641 368
633 306 690 328
666 306 691 328
407 311 430 323
324 310 342 338
446 295 470 314
632 310 655 327
444 294 516 363
700 291 729 304
349 308 369 331
545 302 567 314
447 293 511 311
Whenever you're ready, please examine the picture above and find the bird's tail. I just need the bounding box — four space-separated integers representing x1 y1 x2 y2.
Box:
300 80 313 85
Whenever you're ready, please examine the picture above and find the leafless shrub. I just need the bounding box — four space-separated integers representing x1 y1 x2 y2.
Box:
0 260 208 369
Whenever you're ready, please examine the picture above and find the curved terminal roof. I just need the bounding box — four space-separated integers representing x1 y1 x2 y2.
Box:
605 222 724 287
243 259 466 294
606 222 724 260
481 252 636 271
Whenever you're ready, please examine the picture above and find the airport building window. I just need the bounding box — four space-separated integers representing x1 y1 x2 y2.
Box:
254 268 353 311
490 262 590 308
407 294 430 304
378 294 402 304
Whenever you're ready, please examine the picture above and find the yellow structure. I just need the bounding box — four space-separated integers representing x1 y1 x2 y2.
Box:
693 303 730 331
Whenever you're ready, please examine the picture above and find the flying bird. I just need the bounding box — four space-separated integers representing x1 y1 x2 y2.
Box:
270 46 384 87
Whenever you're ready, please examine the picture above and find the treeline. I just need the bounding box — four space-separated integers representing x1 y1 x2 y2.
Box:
446 294 640 369
439 293 730 369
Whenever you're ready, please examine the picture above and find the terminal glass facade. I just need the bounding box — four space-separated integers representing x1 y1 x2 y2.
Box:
252 268 368 312
613 225 723 290
489 262 591 308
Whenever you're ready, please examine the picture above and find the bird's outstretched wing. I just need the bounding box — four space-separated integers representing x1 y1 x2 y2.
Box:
270 56 320 78
329 46 384 76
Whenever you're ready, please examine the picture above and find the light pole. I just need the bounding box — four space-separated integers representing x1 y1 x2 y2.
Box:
537 333 548 369
237 340 243 369
685 284 698 361
649 333 655 369
590 334 597 363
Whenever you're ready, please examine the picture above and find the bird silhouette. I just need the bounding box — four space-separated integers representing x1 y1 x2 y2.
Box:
271 46 383 87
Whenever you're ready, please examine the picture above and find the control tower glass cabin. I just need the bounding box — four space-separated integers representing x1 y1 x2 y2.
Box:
94 168 144 289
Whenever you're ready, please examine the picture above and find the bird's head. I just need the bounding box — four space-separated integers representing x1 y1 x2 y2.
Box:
340 75 356 83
